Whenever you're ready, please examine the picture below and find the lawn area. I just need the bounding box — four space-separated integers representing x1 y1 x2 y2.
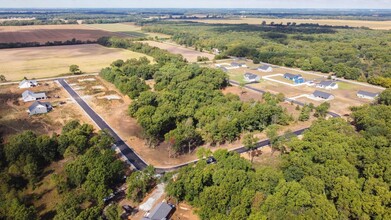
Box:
86 23 171 39
0 44 153 81
337 81 360 90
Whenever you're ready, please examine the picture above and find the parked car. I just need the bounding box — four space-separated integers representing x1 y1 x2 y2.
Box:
206 156 217 164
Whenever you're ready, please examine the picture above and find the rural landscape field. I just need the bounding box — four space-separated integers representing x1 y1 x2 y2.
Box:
0 44 151 80
0 5 391 220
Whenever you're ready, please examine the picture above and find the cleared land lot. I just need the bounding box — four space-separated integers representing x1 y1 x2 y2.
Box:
0 24 120 43
87 23 171 38
142 40 215 62
0 44 152 81
212 59 384 115
176 18 391 30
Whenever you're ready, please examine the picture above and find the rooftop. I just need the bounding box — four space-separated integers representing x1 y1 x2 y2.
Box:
144 202 174 220
258 64 271 70
313 90 333 99
244 72 259 80
28 101 52 112
357 90 379 98
318 80 336 87
284 73 302 78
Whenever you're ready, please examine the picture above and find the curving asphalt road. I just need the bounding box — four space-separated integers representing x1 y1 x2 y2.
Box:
58 78 340 173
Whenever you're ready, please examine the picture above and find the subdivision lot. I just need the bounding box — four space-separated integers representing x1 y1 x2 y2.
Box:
213 59 384 115
141 40 215 62
175 18 391 30
86 23 171 39
0 44 152 81
0 81 94 139
0 24 121 43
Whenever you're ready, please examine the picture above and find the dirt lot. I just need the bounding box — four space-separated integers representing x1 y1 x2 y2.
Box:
141 41 215 62
0 44 152 81
0 24 121 43
175 18 391 30
0 80 95 140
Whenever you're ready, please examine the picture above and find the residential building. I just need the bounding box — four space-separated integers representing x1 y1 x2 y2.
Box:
284 73 305 84
230 62 247 68
244 73 261 83
257 64 273 72
357 90 379 100
19 79 38 89
28 101 52 115
316 81 338 90
312 90 334 100
142 202 175 220
22 90 47 102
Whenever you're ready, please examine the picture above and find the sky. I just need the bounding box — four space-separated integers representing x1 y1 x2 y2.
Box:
0 0 390 9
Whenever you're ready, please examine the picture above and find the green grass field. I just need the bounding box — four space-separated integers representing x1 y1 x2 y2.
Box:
86 23 171 39
0 44 153 81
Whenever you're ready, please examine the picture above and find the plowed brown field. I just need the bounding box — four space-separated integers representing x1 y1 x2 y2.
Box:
0 24 121 43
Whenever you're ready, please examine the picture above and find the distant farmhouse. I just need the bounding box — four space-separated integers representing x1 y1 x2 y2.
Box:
311 90 334 100
22 90 47 102
284 73 305 84
142 202 175 220
257 64 273 72
244 73 261 83
357 90 379 100
230 62 247 69
28 101 52 115
316 81 338 90
19 79 38 89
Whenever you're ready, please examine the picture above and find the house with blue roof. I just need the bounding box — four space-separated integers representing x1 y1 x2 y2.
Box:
284 73 305 84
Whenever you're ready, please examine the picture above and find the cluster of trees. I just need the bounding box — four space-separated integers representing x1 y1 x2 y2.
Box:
167 99 391 219
0 19 77 26
0 38 96 49
142 22 391 86
127 63 291 151
0 120 125 219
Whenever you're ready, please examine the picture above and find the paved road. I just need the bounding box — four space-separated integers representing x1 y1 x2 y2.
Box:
58 78 339 173
58 79 149 170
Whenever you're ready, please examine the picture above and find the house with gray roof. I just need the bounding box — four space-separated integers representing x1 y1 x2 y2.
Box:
316 81 338 90
19 79 38 89
311 90 334 100
22 90 47 102
357 90 379 100
28 101 52 115
284 73 305 84
230 62 247 68
244 73 261 83
142 202 175 220
257 64 273 72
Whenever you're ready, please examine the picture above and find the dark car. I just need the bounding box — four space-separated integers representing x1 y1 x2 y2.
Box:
122 205 133 213
206 156 216 164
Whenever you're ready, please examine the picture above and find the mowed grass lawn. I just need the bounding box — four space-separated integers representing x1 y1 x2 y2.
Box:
0 44 153 81
86 23 171 38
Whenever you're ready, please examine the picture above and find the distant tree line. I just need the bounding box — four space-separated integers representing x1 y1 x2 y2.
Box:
0 38 97 49
0 19 77 26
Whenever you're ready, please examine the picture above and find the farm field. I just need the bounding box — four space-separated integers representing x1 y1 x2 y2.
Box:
175 18 391 30
86 23 171 38
142 40 215 62
0 44 152 81
0 24 120 43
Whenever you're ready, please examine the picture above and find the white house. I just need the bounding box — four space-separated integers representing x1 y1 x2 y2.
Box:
22 90 47 102
316 81 338 90
357 90 379 100
231 62 247 69
28 101 52 115
311 90 334 100
244 73 261 83
257 64 273 72
19 80 38 89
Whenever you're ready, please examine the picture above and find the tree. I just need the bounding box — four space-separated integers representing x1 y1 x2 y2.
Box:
69 65 82 75
243 133 259 163
0 74 6 82
378 88 391 106
314 102 330 118
265 125 279 154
